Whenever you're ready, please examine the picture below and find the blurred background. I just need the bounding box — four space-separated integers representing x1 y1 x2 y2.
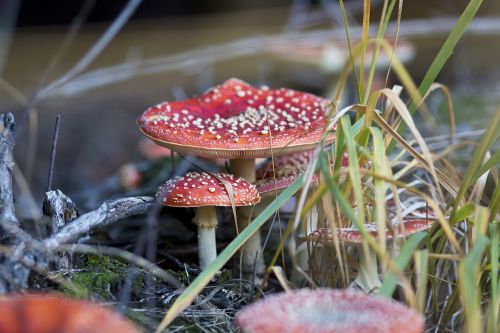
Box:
1 0 499 205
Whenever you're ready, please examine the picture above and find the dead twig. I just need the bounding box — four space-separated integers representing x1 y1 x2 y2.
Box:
0 112 17 227
0 113 46 291
33 0 142 101
0 113 159 294
44 196 154 250
43 189 79 235
52 17 500 97
46 115 61 192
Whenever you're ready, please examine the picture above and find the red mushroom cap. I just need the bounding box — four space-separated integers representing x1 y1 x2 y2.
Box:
138 78 334 159
255 151 350 195
158 172 260 207
256 151 317 195
256 151 315 180
309 219 434 245
0 293 139 333
256 151 316 194
235 289 424 333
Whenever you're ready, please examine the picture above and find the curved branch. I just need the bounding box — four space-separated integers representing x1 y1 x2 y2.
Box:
44 196 154 250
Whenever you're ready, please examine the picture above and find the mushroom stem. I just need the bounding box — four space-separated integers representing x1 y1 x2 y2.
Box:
230 158 265 277
193 206 218 270
353 244 382 293
230 159 256 182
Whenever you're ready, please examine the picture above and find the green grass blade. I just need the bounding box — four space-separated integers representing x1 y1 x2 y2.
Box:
340 116 365 225
319 151 357 223
489 182 500 224
358 0 370 100
369 126 389 252
459 235 490 333
339 0 361 103
487 224 500 333
416 0 483 109
379 232 426 297
364 0 398 103
451 202 475 224
473 206 490 242
472 149 500 183
415 250 429 313
155 175 302 332
453 108 500 217
389 0 484 151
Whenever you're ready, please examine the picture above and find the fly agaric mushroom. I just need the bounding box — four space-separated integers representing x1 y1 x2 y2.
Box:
0 293 139 333
309 219 434 293
256 151 352 196
235 289 424 333
256 151 319 197
138 78 333 159
157 171 260 269
138 78 334 277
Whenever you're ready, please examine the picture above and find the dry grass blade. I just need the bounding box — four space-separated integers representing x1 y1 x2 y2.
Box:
422 83 456 142
270 266 292 292
366 100 459 198
34 0 142 101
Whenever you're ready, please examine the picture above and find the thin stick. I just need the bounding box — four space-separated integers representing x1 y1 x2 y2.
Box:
52 17 500 98
47 115 61 192
0 112 17 226
44 196 154 250
34 0 142 101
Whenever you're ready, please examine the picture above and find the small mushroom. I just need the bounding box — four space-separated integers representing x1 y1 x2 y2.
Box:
157 172 260 269
256 151 319 198
138 78 335 278
309 219 434 293
0 293 139 333
235 288 424 333
255 151 352 197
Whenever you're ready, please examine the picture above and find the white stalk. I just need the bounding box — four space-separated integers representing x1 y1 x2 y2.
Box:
230 158 265 277
194 206 218 270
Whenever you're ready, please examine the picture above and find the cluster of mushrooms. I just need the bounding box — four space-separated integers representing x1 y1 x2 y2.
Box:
137 78 335 274
138 79 431 332
0 80 430 333
138 78 433 283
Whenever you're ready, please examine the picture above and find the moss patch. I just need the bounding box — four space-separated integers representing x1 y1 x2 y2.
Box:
61 254 127 299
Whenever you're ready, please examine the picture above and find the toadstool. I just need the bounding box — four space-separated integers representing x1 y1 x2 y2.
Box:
235 288 424 333
0 293 139 333
138 78 334 277
256 150 319 198
309 219 434 293
157 171 260 269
